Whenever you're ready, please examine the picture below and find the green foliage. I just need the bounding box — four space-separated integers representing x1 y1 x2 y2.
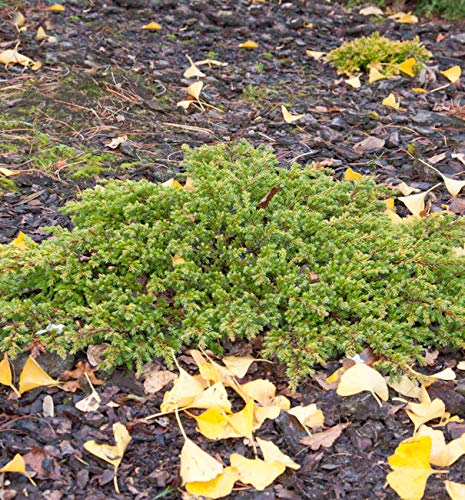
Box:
417 0 465 19
1 142 465 383
326 32 431 75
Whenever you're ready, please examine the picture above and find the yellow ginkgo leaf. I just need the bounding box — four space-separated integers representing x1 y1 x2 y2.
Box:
239 40 258 49
84 422 131 493
385 198 395 210
36 26 49 41
12 231 37 250
393 181 421 196
457 361 465 370
226 400 255 440
186 466 239 499
0 49 41 70
398 183 441 216
306 50 325 60
416 425 465 467
0 353 21 397
406 396 446 433
12 12 26 28
442 175 465 197
0 454 36 486
160 366 206 413
46 3 65 12
345 75 361 88
287 404 324 432
390 12 418 24
0 167 18 177
187 81 203 100
386 436 435 500
344 167 363 181
388 374 421 399
240 378 288 408
368 67 386 84
441 65 461 83
382 93 400 110
194 408 242 440
161 178 183 189
336 363 389 406
257 437 300 470
191 382 232 413
254 405 282 428
180 437 223 485
428 367 456 382
222 355 257 378
183 63 205 79
19 356 59 394
412 87 427 93
142 22 162 30
398 57 416 77
229 454 285 491
172 254 186 265
281 105 305 124
445 480 465 500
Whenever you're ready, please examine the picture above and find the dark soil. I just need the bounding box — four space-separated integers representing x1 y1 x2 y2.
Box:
1 1 465 498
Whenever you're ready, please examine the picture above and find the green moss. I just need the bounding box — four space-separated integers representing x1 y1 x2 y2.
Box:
326 32 431 76
242 84 269 103
0 177 17 194
1 142 464 383
263 52 274 59
165 33 177 41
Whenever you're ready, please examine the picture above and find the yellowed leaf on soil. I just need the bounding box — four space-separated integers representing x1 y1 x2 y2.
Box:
386 436 435 500
389 11 418 24
226 400 254 440
229 453 286 491
398 57 417 77
187 81 203 100
0 353 20 396
428 367 456 382
75 387 101 413
301 422 350 450
388 374 421 399
186 466 239 499
359 6 384 16
281 105 305 124
445 480 465 500
442 175 465 197
287 403 324 431
222 355 257 378
84 422 131 493
12 231 37 249
160 366 206 412
0 167 18 177
398 184 441 216
195 59 228 67
12 11 25 28
382 93 400 110
144 370 177 395
172 254 186 265
46 3 65 12
457 361 465 371
194 408 241 440
337 363 389 406
385 198 395 210
441 65 461 83
180 437 223 485
161 178 183 189
406 396 446 433
142 22 162 30
190 382 232 413
257 437 300 470
416 425 465 467
183 63 206 79
239 40 258 49
19 356 59 394
0 49 41 70
345 75 361 88
240 378 289 409
412 87 427 93
0 454 36 486
368 67 386 84
391 181 420 196
306 50 325 61
344 167 363 181
36 26 49 41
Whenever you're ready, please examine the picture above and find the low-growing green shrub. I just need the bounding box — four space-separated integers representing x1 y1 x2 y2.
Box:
326 32 431 76
1 142 465 383
344 0 465 19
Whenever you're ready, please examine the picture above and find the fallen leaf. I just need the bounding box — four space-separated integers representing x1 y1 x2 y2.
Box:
12 231 37 249
0 353 20 396
36 26 49 41
441 65 461 83
452 152 465 166
46 3 65 12
142 22 162 30
368 67 386 84
359 6 384 16
190 382 232 413
442 176 465 197
388 374 421 399
12 11 25 29
353 136 385 154
345 75 361 88
194 408 242 440
75 385 101 413
344 167 363 181
105 136 127 149
86 343 109 367
187 81 203 100
281 105 305 124
257 437 300 470
160 366 206 412
240 378 290 409
84 422 131 493
229 453 285 491
239 40 258 49
416 425 465 467
445 480 465 500
390 11 418 24
195 59 228 67
0 167 20 177
180 437 223 484
19 356 59 394
406 395 446 433
61 360 105 386
161 178 183 189
428 367 456 382
386 436 435 500
0 454 36 486
144 369 177 395
412 87 427 93
0 49 41 70
457 361 465 370
391 181 420 196
256 185 281 210
382 93 400 110
398 57 417 77
301 422 350 450
183 63 206 79
306 50 325 60
184 177 195 192
398 184 441 217
186 466 239 499
287 403 324 431
172 254 186 265
336 363 389 406
385 198 395 210
222 355 257 378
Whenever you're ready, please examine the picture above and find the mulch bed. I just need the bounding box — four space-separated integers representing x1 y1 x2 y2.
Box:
1 1 465 498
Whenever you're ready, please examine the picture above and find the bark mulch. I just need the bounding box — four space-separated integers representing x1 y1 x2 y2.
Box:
1 1 465 498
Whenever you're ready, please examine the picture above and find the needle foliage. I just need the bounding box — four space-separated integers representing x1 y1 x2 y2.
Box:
1 142 465 383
